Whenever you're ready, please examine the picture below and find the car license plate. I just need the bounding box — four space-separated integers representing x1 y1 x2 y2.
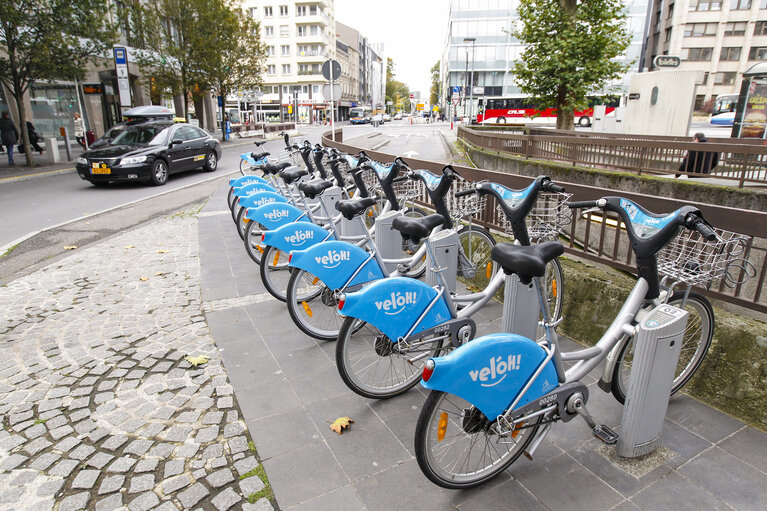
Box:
92 163 111 174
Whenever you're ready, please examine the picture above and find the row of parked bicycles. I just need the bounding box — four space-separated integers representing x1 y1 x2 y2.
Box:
224 134 751 489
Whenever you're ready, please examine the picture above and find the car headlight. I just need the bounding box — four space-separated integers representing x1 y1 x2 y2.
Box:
77 156 88 165
121 155 147 165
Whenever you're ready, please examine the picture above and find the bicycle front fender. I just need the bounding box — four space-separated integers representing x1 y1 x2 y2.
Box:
288 240 384 290
262 222 330 252
240 153 256 165
230 175 269 188
238 191 288 210
246 203 310 230
340 277 451 344
233 182 276 200
422 333 559 420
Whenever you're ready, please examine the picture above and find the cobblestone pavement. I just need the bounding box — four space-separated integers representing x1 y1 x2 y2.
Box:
0 206 275 511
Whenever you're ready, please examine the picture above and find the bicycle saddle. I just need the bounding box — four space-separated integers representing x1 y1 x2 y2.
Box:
299 179 333 199
491 241 564 284
279 167 308 184
335 197 377 220
392 214 445 243
251 151 269 160
260 162 290 175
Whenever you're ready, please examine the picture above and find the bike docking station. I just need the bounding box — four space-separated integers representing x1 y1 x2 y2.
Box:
374 210 406 273
502 273 540 340
425 229 458 293
616 303 688 458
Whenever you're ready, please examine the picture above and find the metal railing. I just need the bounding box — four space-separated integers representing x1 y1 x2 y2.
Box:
458 126 767 188
322 129 767 314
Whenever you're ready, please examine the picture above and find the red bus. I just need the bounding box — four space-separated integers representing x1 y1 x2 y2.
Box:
476 95 621 127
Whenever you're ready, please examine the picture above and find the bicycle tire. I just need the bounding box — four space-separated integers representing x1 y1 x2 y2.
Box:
285 269 346 341
456 225 497 292
414 390 541 489
235 206 250 240
335 317 446 399
243 219 267 265
239 158 253 176
260 244 292 302
536 258 565 341
227 187 236 211
611 290 714 404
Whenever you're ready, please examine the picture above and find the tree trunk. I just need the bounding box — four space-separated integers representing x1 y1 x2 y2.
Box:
12 86 34 167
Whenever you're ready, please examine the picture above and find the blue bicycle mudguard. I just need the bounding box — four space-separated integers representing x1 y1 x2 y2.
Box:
246 202 311 230
262 222 331 252
421 333 559 420
340 277 452 343
238 191 288 210
288 240 385 290
229 175 269 188
233 182 277 200
240 153 268 166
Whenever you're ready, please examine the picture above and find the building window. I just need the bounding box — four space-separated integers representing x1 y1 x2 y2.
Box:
688 0 722 10
263 6 273 17
296 5 306 16
310 25 319 35
248 7 257 18
755 21 767 36
282 85 288 93
667 3 674 17
264 26 274 37
700 72 709 84
684 23 718 37
282 64 291 74
724 22 747 36
281 45 290 56
665 28 673 42
750 46 767 59
653 10 661 33
280 25 289 37
730 0 751 8
302 85 308 93
266 46 275 56
312 85 319 93
297 25 307 37
267 65 276 75
279 5 288 16
720 47 741 60
714 72 737 85
685 47 713 61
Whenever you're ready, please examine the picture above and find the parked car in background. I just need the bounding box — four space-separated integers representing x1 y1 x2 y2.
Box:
76 120 222 187
383 113 391 122
394 112 403 120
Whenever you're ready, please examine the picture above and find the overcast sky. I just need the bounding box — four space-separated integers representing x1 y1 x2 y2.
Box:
334 0 449 96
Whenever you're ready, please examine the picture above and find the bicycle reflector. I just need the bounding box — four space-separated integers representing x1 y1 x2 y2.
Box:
288 251 293 263
422 359 435 382
261 233 266 242
337 293 346 311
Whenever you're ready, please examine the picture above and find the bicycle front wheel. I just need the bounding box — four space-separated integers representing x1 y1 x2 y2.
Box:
611 290 714 404
240 158 253 175
456 225 497 292
336 317 446 399
244 220 267 265
286 269 346 341
414 391 541 489
260 245 292 302
536 258 565 340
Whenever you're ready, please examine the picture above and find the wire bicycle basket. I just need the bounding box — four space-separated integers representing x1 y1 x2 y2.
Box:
448 180 488 222
496 192 573 242
658 228 754 288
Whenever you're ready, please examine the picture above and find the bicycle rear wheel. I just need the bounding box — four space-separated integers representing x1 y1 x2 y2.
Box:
536 258 564 340
286 269 347 341
336 317 446 399
456 225 497 292
260 245 292 301
414 391 541 489
611 290 714 404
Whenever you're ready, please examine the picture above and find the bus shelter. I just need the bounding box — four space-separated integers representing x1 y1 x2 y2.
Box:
732 62 767 138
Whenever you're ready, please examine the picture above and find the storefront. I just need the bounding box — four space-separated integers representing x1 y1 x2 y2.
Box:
29 82 90 141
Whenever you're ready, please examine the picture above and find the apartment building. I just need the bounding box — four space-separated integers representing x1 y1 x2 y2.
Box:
336 21 386 113
643 0 767 108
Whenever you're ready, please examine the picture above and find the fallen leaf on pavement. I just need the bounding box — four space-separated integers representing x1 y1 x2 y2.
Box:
64 246 78 250
139 277 149 281
125 245 136 249
329 417 354 435
157 249 170 254
185 355 210 367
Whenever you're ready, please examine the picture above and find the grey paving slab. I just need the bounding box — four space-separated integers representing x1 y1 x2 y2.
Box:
247 408 322 460
630 471 730 511
353 459 454 511
285 485 365 511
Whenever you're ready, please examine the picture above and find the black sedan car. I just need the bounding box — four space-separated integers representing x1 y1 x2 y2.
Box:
76 121 222 186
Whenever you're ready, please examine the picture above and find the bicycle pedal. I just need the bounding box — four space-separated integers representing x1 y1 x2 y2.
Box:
592 425 619 445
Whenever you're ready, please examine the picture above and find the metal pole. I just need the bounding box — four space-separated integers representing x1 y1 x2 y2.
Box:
469 39 475 124
74 77 88 150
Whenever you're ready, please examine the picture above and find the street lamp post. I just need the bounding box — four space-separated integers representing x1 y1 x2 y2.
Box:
464 37 476 125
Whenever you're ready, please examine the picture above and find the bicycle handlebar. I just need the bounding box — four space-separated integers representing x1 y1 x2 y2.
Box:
568 200 600 209
454 187 477 198
393 175 409 183
686 214 718 241
544 182 566 193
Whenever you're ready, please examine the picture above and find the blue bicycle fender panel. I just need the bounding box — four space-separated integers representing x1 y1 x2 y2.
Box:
491 182 535 210
619 199 679 240
413 169 443 191
241 153 267 166
369 160 395 180
246 203 311 230
262 222 330 252
233 182 276 199
421 333 559 420
238 191 288 210
340 278 451 343
229 175 269 188
288 241 384 290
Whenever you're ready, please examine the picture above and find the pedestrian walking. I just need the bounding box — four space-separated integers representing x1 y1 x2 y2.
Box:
73 112 86 149
0 111 19 165
18 121 43 155
677 132 719 177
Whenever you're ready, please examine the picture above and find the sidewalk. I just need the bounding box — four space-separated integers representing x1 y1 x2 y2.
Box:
199 180 767 510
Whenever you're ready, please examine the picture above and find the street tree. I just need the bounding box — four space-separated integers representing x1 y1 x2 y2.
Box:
385 58 411 114
429 61 440 108
511 0 631 130
0 0 116 166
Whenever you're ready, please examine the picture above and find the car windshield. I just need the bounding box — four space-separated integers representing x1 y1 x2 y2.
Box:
111 126 169 146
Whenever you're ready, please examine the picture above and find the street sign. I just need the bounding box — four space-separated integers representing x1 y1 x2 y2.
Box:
452 86 460 93
322 83 342 101
321 60 342 81
113 47 131 107
386 100 393 105
472 86 484 95
653 55 681 68
451 97 460 106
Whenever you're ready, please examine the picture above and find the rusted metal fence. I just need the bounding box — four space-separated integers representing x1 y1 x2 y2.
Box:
322 129 767 314
458 126 767 188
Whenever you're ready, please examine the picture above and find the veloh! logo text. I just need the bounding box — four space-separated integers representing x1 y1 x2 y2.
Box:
374 291 416 315
284 230 314 246
314 250 350 268
264 209 291 221
469 355 521 387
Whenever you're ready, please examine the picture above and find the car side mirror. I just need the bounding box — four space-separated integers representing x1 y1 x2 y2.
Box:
170 139 182 146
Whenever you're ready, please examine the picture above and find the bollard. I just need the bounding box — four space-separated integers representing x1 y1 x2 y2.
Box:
44 138 61 164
